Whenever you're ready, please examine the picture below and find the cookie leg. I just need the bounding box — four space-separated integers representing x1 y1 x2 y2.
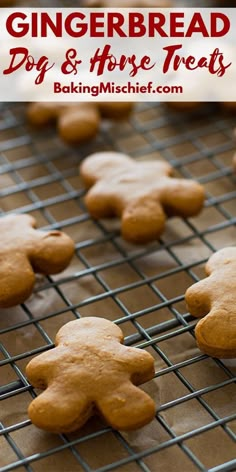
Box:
58 105 100 145
185 280 211 318
82 0 103 5
28 389 93 433
97 383 156 430
27 103 57 126
122 199 166 244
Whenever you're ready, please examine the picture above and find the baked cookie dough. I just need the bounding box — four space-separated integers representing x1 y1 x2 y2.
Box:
27 102 133 145
0 214 74 307
80 151 205 244
26 317 156 432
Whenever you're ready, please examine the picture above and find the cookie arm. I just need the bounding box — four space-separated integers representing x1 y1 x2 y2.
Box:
185 279 212 318
161 179 205 218
84 183 117 218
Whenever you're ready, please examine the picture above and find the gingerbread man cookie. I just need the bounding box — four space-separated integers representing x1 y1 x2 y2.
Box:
26 317 156 433
27 102 133 146
185 247 236 358
80 152 205 244
83 0 171 6
0 214 74 308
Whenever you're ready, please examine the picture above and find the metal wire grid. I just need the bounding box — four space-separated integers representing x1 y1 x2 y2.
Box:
0 99 235 472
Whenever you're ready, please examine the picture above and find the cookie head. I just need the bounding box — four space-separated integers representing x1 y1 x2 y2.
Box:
0 0 16 4
26 317 156 433
56 316 123 345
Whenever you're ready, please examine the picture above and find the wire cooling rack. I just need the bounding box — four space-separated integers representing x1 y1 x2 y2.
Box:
0 2 236 472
